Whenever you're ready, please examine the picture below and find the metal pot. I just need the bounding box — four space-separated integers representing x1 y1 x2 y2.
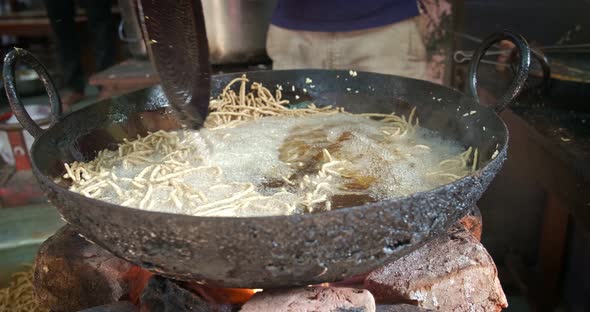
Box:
119 0 277 64
202 0 276 64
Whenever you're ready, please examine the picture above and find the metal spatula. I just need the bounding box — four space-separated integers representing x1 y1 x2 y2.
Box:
138 0 211 129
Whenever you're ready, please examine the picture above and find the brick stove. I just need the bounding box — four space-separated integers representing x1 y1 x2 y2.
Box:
32 207 507 312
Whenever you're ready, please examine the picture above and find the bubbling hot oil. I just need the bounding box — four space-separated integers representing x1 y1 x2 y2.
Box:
201 114 465 205
76 113 469 217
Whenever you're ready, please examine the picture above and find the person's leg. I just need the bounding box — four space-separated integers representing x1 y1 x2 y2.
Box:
44 0 85 93
266 25 334 70
334 17 428 80
85 0 116 72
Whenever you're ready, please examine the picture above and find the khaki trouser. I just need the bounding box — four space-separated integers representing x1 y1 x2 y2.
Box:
266 16 427 80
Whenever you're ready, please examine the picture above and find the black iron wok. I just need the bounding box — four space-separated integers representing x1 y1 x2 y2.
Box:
3 32 531 288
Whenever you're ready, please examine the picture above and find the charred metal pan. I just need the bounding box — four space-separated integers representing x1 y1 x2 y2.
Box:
3 31 530 288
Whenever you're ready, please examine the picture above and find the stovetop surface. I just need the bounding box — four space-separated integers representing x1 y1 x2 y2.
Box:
511 106 590 172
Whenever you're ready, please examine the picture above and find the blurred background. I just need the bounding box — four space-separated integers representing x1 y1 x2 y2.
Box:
0 1 588 311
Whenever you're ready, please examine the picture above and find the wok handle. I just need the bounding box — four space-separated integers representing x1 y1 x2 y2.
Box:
467 31 531 112
3 48 63 139
531 49 552 92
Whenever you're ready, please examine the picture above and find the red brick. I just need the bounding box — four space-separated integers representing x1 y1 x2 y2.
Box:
364 227 507 311
458 206 483 241
241 286 375 312
34 226 135 312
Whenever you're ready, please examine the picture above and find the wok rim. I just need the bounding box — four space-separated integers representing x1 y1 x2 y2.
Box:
29 69 509 223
